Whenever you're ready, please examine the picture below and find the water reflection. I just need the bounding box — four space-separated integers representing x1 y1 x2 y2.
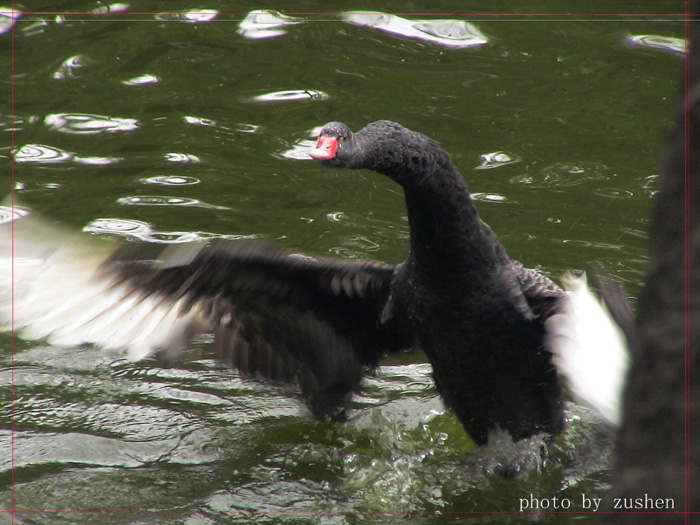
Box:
84 217 254 244
91 3 129 15
164 152 200 163
117 196 229 210
278 126 323 160
0 205 28 224
14 144 72 163
18 19 47 37
0 6 20 35
628 35 685 54
472 193 507 203
475 151 521 170
14 144 120 166
155 9 218 23
642 174 660 197
342 11 488 48
326 212 345 222
140 176 200 186
183 116 216 127
122 74 160 85
45 113 138 135
252 89 329 103
84 218 153 238
563 239 623 251
510 161 608 188
238 10 303 40
594 188 635 199
52 54 90 80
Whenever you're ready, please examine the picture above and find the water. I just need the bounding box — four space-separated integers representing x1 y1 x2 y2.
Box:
2 2 685 523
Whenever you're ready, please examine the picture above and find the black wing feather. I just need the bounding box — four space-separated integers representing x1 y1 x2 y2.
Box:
102 240 411 416
514 263 564 322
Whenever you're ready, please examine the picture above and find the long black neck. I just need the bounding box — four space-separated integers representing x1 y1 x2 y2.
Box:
372 137 509 279
344 122 510 280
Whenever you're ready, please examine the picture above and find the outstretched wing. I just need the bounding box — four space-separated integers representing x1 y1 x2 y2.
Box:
4 204 412 417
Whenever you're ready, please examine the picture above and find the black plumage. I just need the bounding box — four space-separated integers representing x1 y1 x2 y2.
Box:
98 120 566 445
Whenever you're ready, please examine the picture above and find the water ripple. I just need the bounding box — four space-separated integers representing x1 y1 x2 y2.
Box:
627 35 685 54
252 90 328 103
84 218 153 238
238 10 303 40
140 176 200 186
155 9 218 23
278 126 323 160
45 113 139 135
117 196 230 210
14 144 73 164
342 12 488 48
84 218 254 244
0 7 20 35
510 162 608 188
563 239 623 251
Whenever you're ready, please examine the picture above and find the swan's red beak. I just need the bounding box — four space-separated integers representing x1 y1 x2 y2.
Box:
309 136 338 160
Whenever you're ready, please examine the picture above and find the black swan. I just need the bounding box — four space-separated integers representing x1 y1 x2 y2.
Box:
4 121 628 446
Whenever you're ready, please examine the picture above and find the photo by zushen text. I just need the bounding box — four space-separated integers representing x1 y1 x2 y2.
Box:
519 494 676 512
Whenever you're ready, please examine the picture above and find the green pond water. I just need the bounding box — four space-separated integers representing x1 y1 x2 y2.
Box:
1 1 686 523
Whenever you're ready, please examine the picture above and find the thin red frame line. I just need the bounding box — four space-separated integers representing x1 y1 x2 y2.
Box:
0 510 691 515
2 11 687 16
10 1 15 523
684 3 691 521
6 6 690 520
